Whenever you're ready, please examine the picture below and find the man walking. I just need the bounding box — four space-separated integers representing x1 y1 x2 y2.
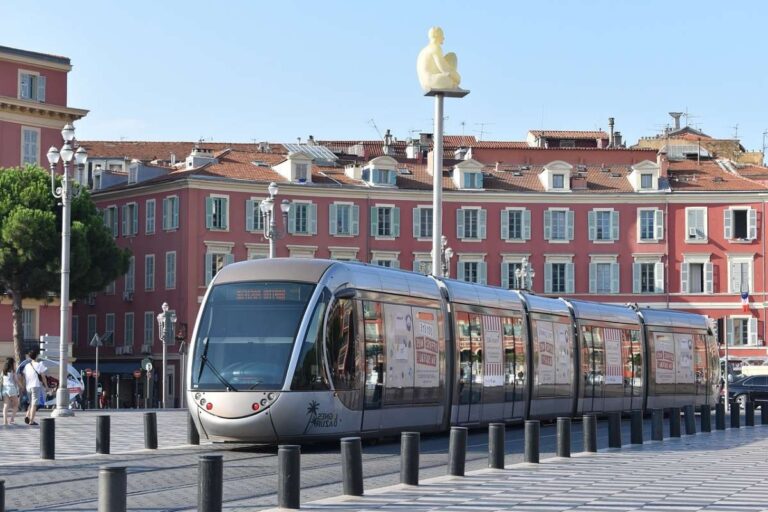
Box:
18 349 47 426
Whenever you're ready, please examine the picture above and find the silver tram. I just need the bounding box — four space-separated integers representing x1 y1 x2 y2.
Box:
187 259 720 443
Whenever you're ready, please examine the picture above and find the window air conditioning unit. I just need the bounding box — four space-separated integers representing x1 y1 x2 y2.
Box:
115 346 124 355
123 291 134 302
123 345 133 355
688 228 698 238
141 344 152 354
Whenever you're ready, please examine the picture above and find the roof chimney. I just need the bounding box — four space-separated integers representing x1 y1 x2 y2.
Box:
669 112 683 131
307 135 315 146
657 148 669 177
608 117 615 148
613 131 623 148
382 129 395 156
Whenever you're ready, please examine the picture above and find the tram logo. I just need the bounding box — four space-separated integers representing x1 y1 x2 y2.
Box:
303 400 340 433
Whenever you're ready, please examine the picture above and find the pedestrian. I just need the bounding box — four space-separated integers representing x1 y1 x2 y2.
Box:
99 390 108 409
2 358 20 425
18 349 48 426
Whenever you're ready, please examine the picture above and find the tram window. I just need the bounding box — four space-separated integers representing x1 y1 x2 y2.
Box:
325 298 358 391
629 330 643 397
291 289 330 390
694 334 707 391
364 301 384 409
457 312 472 405
503 316 525 401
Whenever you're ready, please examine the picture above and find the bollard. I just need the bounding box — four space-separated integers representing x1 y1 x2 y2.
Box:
556 417 571 457
198 455 223 512
98 466 127 512
400 432 420 485
651 409 664 441
488 423 505 469
630 410 643 444
144 412 158 450
341 437 363 496
761 403 768 425
669 407 681 438
448 427 468 476
583 414 597 453
97 416 110 455
683 405 696 435
715 402 726 430
40 417 55 460
0 479 4 512
700 404 711 433
278 445 301 509
188 414 200 445
608 412 622 448
730 402 741 429
746 401 755 427
524 420 540 463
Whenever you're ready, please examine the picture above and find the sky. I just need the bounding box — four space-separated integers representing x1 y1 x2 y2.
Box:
3 0 768 151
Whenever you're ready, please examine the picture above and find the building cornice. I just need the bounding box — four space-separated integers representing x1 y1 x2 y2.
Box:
0 96 88 127
0 48 71 71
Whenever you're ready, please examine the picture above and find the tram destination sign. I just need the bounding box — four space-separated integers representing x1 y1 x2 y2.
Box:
230 284 307 302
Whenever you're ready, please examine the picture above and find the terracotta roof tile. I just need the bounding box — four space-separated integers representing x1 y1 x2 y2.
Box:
667 160 768 191
529 130 608 139
80 141 286 162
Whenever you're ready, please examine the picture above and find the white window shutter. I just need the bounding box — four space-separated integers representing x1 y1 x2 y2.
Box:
681 262 689 293
567 210 574 240
205 253 213 285
724 209 733 239
748 208 757 240
544 263 552 293
749 318 758 345
655 262 664 293
456 209 465 239
729 261 739 293
566 263 574 293
287 206 296 234
351 205 360 236
309 204 317 234
329 204 337 235
611 211 620 241
544 210 551 240
501 210 509 240
589 263 596 293
705 262 714 294
37 75 46 102
633 263 641 293
611 262 619 293
457 262 465 281
392 207 400 237
246 200 254 231
654 210 664 240
726 317 734 346
20 74 30 99
370 207 378 235
588 211 596 241
522 209 531 240
413 207 421 238
479 209 487 240
479 262 487 285
501 262 510 289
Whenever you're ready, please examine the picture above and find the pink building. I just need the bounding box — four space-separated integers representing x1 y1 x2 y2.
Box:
0 45 87 359
73 134 768 407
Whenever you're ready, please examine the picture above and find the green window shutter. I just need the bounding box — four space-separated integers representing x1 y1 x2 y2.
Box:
225 253 234 266
287 206 296 234
633 263 641 293
501 210 509 240
705 262 714 294
522 209 531 240
588 211 596 241
566 263 574 293
162 198 168 229
479 209 487 240
566 210 574 240
37 75 46 102
328 204 337 235
392 259 400 269
654 262 664 293
205 254 213 285
456 262 465 281
205 197 213 229
413 208 421 238
749 318 758 345
222 199 228 229
544 263 552 293
544 210 551 240
456 209 465 239
589 263 596 293
611 262 619 293
309 204 317 234
479 262 487 285
246 200 254 231
611 211 619 241
478 173 484 189
501 262 509 289
132 204 138 234
20 74 31 99
122 205 128 236
413 259 421 272
172 198 179 228
748 208 757 240
654 210 664 240
726 318 733 346
370 207 379 235
681 262 689 293
389 169 397 186
392 207 400 237
724 209 733 239
351 205 359 236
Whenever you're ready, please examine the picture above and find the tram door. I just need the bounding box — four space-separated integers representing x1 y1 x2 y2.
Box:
581 326 605 414
457 312 483 424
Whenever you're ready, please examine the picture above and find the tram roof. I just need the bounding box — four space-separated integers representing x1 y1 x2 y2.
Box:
520 292 571 317
440 280 524 311
329 262 442 300
212 258 334 285
638 307 710 330
565 299 640 325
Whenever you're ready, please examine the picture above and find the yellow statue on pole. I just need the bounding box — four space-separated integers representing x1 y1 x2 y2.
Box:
417 27 462 92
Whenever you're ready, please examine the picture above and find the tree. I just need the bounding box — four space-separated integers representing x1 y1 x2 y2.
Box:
0 165 131 364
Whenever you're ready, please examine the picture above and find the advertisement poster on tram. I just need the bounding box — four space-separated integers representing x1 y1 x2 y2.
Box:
413 308 439 388
554 323 571 385
385 304 414 388
604 328 623 385
675 333 694 384
654 333 675 384
483 316 504 387
535 320 555 385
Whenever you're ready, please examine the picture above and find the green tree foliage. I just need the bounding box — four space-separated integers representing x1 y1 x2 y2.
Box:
0 165 131 363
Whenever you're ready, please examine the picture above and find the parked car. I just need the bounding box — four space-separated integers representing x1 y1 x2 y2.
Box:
727 375 768 408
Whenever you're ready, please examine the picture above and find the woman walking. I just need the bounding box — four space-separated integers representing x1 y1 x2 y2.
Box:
2 358 20 425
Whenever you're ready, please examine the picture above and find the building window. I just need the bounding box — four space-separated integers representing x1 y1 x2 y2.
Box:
165 251 176 289
588 210 618 241
639 209 663 241
724 208 757 241
413 207 433 239
502 209 530 241
546 263 569 294
87 315 97 346
372 259 395 268
462 172 483 189
105 280 115 295
124 313 134 347
295 163 309 182
640 174 653 189
686 207 707 241
633 261 663 293
145 254 155 291
246 199 265 232
457 208 486 240
371 206 399 238
589 261 618 294
559 140 575 148
681 261 713 294
205 252 234 285
727 317 757 346
367 168 396 186
21 127 39 165
144 312 154 346
105 313 115 347
205 196 229 230
122 202 138 236
104 206 118 237
729 258 753 294
145 199 156 234
19 72 45 102
545 209 573 241
330 204 359 236
288 202 316 235
458 260 487 284
552 174 565 189
22 309 36 340
413 258 432 274
125 256 135 293
501 261 523 289
163 196 179 230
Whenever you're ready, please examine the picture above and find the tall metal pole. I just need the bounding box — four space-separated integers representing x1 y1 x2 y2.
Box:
724 336 730 412
94 344 99 409
431 93 444 277
269 203 276 259
162 338 167 409
53 160 73 417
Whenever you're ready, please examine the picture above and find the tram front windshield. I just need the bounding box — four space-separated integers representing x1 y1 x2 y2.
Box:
192 281 315 391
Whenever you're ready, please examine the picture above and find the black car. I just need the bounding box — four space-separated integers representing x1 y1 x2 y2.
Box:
728 375 768 407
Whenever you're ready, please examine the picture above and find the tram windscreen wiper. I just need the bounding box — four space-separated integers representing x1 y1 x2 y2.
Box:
197 337 239 392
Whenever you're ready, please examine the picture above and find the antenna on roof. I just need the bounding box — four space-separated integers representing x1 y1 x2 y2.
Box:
474 122 494 141
732 124 739 140
408 128 422 139
368 119 383 140
682 107 699 127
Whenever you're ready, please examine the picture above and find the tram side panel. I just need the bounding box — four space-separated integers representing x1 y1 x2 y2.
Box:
644 326 707 410
527 311 576 420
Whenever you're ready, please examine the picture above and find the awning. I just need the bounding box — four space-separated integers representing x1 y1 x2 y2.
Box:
73 361 144 375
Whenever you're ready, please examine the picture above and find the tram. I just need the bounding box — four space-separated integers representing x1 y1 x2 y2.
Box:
187 259 720 443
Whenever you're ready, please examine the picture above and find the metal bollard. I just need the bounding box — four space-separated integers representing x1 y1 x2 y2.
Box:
608 412 622 448
583 414 597 453
0 479 4 512
669 407 681 438
651 409 664 441
762 403 768 425
198 455 223 512
144 412 158 449
746 401 755 427
188 414 200 445
278 445 301 509
98 466 127 512
730 402 741 429
715 402 726 430
448 427 468 476
684 405 696 435
524 420 540 463
97 416 110 455
400 432 420 485
488 423 505 469
340 437 363 496
556 417 571 457
700 404 711 433
630 410 643 444
40 417 55 460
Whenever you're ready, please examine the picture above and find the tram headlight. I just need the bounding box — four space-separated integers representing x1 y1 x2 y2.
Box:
268 393 276 401
260 399 268 406
194 393 201 400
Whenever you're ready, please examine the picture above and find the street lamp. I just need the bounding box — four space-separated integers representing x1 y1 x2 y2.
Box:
440 235 454 278
157 302 176 409
260 182 291 258
515 257 535 291
46 123 87 417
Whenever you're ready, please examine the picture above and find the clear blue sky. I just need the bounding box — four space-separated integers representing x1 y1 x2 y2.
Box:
4 0 767 151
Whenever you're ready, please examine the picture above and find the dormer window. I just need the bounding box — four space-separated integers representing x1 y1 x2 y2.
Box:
373 168 396 185
552 174 565 189
452 158 485 190
362 156 399 187
295 163 308 182
628 160 660 192
273 152 313 184
539 161 573 192
463 172 483 189
641 173 653 189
